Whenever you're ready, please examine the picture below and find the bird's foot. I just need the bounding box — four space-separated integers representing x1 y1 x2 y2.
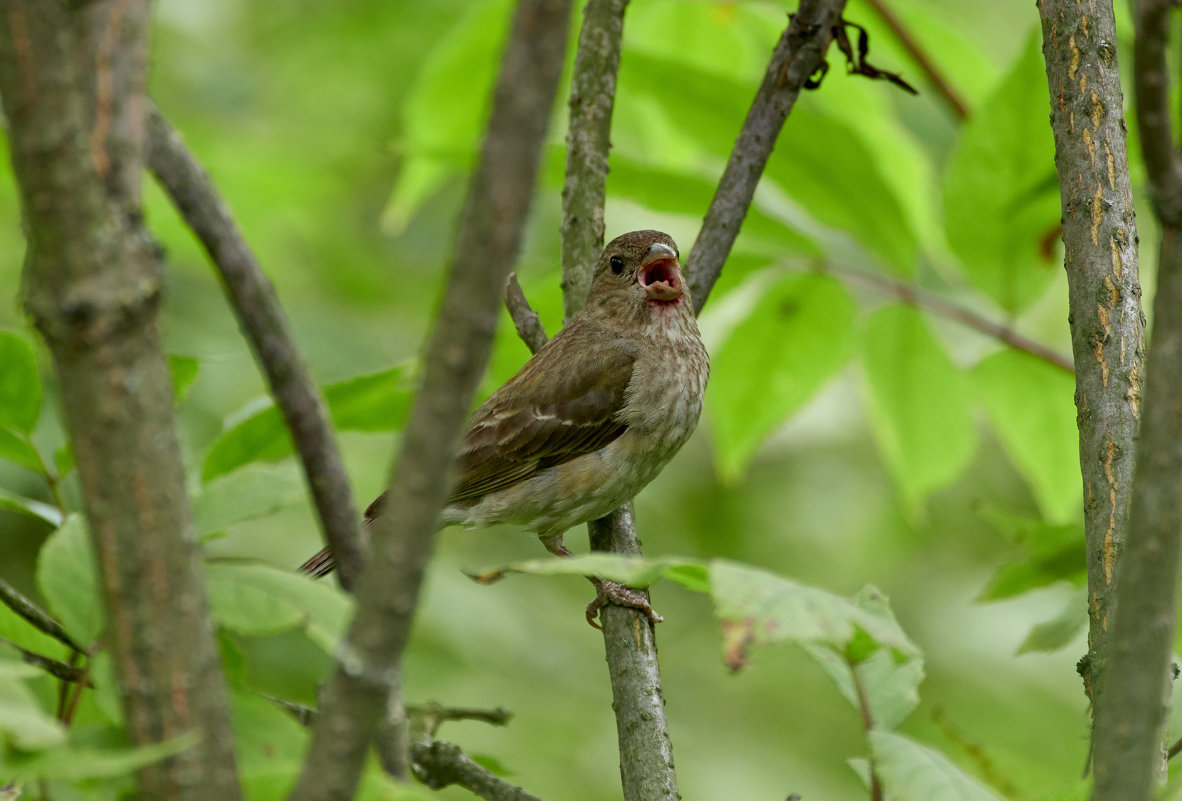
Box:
585 578 663 629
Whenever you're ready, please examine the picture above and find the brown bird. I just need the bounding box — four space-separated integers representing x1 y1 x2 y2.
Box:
301 230 708 624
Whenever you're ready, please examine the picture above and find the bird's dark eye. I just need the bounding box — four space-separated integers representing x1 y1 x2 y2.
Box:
610 256 624 274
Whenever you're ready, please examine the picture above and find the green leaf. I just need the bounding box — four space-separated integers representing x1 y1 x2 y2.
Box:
167 354 200 405
193 462 306 535
0 488 62 526
1017 591 1087 654
204 563 353 653
1 734 197 782
978 507 1085 601
36 516 103 647
710 561 919 671
473 554 709 593
708 273 855 481
0 425 43 473
860 305 976 505
974 350 1079 522
806 644 924 732
622 53 918 274
0 331 41 433
382 0 513 230
0 670 65 749
202 364 414 482
943 32 1061 311
870 731 1007 801
606 156 820 258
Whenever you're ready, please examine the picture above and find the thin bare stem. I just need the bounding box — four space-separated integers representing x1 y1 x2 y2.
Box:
817 262 1073 372
503 273 549 354
862 0 969 120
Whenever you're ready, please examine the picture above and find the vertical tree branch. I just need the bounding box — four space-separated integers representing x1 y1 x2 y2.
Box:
286 1 572 798
1037 0 1145 727
144 105 366 591
685 0 849 313
0 3 242 800
587 509 679 801
1090 2 1182 799
560 0 629 321
560 3 683 799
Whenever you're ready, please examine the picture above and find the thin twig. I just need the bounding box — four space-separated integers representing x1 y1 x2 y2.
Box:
503 273 548 354
0 576 84 653
145 106 366 593
0 637 91 686
686 0 850 313
816 262 1074 373
851 662 883 801
286 1 572 798
862 0 969 120
411 740 547 801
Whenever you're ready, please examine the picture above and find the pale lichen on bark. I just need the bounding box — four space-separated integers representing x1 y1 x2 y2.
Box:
1038 0 1145 711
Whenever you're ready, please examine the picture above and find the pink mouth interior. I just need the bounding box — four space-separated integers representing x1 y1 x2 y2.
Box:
640 259 682 301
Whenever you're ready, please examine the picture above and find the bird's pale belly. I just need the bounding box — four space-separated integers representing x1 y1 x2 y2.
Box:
443 421 696 539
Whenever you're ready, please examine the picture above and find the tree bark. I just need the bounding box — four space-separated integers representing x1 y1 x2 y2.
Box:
560 0 629 321
1037 0 1145 718
1089 2 1182 799
0 3 242 799
286 0 572 798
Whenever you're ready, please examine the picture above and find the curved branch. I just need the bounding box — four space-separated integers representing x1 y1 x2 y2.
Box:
145 106 366 592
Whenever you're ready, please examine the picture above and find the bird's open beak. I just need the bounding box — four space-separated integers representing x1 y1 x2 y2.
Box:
638 243 684 302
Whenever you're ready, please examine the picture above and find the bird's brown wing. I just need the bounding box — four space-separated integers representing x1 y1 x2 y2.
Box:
361 331 637 523
448 335 636 504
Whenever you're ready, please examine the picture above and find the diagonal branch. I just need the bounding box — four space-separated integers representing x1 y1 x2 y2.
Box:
285 1 572 798
145 106 366 593
817 262 1073 372
686 0 849 314
0 576 85 653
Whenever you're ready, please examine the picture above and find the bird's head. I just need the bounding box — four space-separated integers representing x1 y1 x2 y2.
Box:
584 230 690 326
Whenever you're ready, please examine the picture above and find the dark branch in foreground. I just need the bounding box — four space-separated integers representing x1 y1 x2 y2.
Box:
145 106 366 593
285 1 572 798
686 0 849 313
0 577 84 653
0 637 91 686
412 741 546 801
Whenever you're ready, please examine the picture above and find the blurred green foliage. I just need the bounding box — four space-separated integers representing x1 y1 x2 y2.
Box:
0 0 1172 799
